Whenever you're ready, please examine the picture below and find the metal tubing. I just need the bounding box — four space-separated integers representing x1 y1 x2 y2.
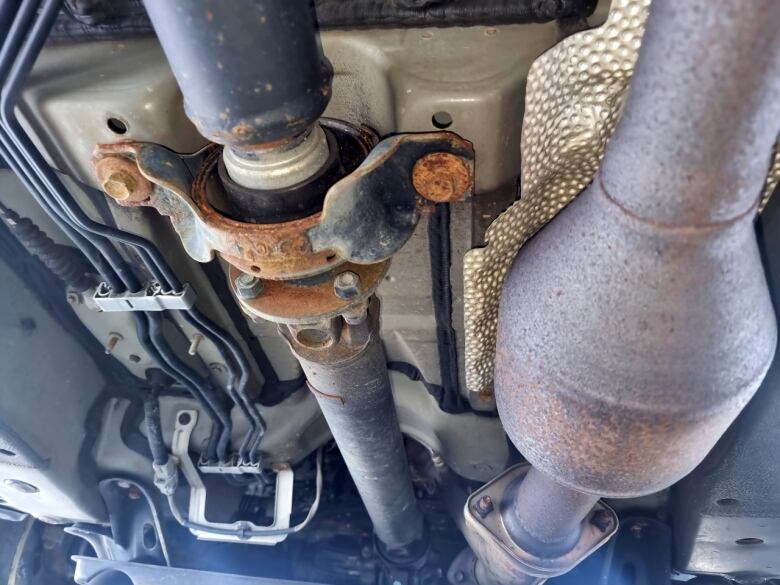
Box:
285 303 424 552
142 0 332 149
502 467 598 557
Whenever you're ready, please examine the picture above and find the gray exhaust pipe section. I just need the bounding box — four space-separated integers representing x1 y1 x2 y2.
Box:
466 0 780 582
496 0 780 499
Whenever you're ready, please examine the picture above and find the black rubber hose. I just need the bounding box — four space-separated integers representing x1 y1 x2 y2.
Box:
427 203 466 413
0 202 93 291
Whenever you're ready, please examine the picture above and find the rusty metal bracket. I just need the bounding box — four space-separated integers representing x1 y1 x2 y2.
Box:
94 126 472 282
309 132 474 264
95 142 335 280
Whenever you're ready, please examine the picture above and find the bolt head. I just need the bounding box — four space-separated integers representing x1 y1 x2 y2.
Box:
235 273 264 299
334 271 361 300
473 494 495 518
103 171 137 199
412 152 472 203
94 156 152 203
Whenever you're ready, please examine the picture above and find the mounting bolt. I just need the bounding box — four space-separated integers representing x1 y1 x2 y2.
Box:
412 152 472 203
473 494 494 519
188 333 204 356
104 332 123 355
94 156 152 203
66 291 82 305
334 271 361 300
235 273 264 299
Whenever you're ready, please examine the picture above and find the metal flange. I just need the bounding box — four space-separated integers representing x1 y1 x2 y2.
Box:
228 261 388 325
463 464 618 584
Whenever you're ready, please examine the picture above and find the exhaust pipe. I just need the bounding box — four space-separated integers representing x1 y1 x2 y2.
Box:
465 0 780 582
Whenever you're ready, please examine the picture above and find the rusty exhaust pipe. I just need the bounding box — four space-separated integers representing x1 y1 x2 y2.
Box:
462 0 780 583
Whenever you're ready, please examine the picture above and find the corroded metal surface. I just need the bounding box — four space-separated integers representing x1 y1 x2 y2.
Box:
94 127 473 280
229 261 388 324
495 0 780 498
463 0 780 401
281 298 426 551
309 132 474 265
412 152 472 203
94 142 346 280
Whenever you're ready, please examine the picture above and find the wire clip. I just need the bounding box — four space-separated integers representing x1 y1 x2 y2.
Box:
93 281 196 312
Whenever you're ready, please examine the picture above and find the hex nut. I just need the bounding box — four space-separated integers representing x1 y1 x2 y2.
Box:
334 271 361 300
235 273 264 299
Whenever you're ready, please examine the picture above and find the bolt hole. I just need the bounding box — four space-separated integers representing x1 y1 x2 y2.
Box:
142 523 157 550
178 412 192 426
107 117 128 135
736 537 764 545
326 254 336 262
431 111 453 129
716 498 738 507
0 449 15 457
128 354 141 363
250 265 261 273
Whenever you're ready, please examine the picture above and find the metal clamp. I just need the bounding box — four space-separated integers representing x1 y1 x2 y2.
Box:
171 410 294 545
93 128 474 277
198 456 264 475
93 281 196 312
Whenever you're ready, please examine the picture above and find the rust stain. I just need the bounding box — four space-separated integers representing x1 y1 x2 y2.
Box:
412 152 472 203
307 381 345 405
191 147 339 279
